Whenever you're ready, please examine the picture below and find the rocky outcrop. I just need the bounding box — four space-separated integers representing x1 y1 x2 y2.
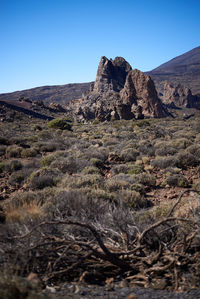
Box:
120 69 167 118
68 56 169 122
157 82 200 109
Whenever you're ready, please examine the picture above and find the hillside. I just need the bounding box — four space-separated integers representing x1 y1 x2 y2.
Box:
0 82 91 105
148 46 200 94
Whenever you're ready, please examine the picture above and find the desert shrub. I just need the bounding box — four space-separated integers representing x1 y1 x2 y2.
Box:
82 166 101 175
28 169 60 190
37 142 57 152
0 161 6 173
38 129 52 140
120 148 139 162
151 156 178 169
29 175 55 190
133 119 151 128
41 154 55 167
111 164 130 175
187 144 200 158
0 136 9 145
9 136 27 145
90 158 104 168
51 156 88 174
0 272 46 299
105 174 136 192
165 174 189 188
6 145 22 158
0 145 6 156
21 148 38 158
138 141 155 156
8 171 26 186
154 141 177 156
168 138 192 150
33 124 43 131
135 173 156 187
119 190 149 210
48 118 72 130
176 151 198 169
9 160 23 172
128 164 144 175
62 174 102 189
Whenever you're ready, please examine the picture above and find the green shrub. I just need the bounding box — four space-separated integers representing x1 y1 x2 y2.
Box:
21 148 38 158
0 272 45 299
176 151 198 169
6 145 22 158
0 136 9 145
48 118 72 130
41 154 55 167
82 166 101 174
120 148 139 162
136 173 156 187
0 161 6 173
0 145 6 156
165 174 189 188
119 190 149 210
28 169 61 190
151 156 178 169
9 160 23 172
8 171 26 186
128 164 144 175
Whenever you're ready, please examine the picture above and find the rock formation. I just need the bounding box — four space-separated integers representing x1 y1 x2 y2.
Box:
157 81 200 109
68 56 169 121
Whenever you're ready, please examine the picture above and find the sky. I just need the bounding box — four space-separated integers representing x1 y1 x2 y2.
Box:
0 0 199 93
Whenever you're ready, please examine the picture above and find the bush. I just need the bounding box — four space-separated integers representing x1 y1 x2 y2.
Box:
0 161 6 173
128 164 144 175
9 160 23 172
0 136 9 145
82 166 101 175
0 273 45 299
136 173 156 187
6 145 22 158
28 169 60 190
119 189 150 209
165 174 189 188
176 151 198 169
8 171 26 186
41 154 55 167
0 145 6 156
120 148 139 162
21 148 38 158
151 156 178 169
48 118 72 130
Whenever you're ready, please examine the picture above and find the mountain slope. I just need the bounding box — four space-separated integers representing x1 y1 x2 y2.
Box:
148 46 200 94
0 82 91 106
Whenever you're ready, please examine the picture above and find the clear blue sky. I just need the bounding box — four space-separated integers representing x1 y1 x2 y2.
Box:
0 0 199 93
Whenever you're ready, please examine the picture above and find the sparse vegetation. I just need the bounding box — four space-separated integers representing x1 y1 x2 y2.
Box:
1 109 200 294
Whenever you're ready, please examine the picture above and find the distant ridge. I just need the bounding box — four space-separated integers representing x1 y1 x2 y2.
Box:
148 46 200 94
0 82 91 106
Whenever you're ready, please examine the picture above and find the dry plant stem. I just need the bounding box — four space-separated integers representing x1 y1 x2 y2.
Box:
167 189 200 217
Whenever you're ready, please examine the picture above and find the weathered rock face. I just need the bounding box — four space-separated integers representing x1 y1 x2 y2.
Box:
156 81 200 109
120 69 167 118
69 56 169 121
92 56 132 93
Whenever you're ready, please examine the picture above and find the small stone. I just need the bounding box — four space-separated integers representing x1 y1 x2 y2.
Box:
126 293 137 299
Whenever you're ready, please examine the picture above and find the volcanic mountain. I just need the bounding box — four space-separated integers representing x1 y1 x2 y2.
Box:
148 46 200 95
